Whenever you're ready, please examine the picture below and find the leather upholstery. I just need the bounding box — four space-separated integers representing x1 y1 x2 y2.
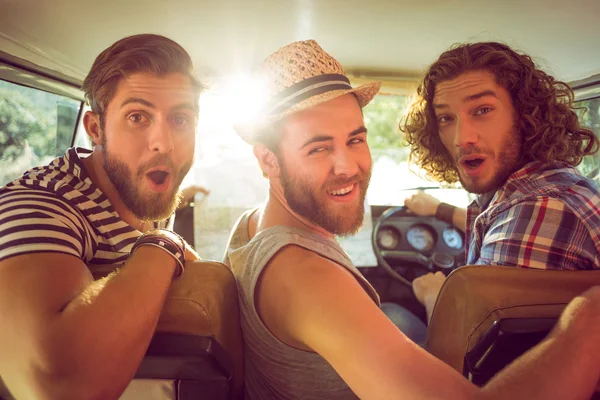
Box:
0 261 244 400
91 260 244 398
426 265 600 372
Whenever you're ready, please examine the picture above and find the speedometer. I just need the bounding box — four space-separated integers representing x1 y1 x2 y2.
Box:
377 228 400 250
406 225 435 252
443 227 463 250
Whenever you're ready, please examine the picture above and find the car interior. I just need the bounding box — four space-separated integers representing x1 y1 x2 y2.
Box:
1 0 600 398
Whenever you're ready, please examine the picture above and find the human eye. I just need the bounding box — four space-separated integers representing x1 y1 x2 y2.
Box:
437 115 453 124
171 115 189 127
308 146 329 156
127 112 150 124
348 137 366 146
475 106 493 116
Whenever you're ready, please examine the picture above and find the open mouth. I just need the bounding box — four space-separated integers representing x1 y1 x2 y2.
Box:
147 170 169 185
464 158 484 169
328 184 355 197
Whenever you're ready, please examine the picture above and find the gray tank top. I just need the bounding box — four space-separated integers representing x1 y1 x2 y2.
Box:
224 209 380 400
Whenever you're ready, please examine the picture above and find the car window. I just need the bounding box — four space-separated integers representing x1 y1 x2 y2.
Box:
0 79 81 186
574 97 600 180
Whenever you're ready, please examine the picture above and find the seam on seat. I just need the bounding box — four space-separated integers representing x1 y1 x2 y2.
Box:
467 301 569 349
163 298 213 336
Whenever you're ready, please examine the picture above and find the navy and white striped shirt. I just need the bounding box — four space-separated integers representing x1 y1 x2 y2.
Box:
0 147 167 265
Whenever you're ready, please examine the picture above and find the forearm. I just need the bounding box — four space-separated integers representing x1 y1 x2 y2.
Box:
452 207 467 233
39 247 176 398
434 202 467 232
482 292 600 400
423 294 438 324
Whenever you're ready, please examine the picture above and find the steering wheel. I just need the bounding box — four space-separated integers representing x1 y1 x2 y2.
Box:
371 206 456 288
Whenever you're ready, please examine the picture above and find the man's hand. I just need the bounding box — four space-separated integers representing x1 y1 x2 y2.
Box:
179 185 210 209
412 271 446 322
404 191 441 217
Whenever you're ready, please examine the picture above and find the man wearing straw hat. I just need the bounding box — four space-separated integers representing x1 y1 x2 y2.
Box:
224 40 600 400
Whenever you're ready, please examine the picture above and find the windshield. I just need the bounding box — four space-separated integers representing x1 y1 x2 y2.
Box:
363 94 473 208
186 82 471 261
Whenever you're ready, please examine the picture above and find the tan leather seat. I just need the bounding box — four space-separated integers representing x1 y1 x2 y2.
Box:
426 265 600 375
0 260 244 400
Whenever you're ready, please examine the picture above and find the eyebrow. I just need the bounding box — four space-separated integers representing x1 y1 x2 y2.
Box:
300 126 367 150
120 98 196 113
120 98 155 109
433 90 498 110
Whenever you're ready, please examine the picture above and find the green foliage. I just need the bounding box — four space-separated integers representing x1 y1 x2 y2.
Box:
574 98 600 179
0 88 54 161
363 95 411 162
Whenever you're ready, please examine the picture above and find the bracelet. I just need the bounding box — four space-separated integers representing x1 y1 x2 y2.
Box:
131 230 185 279
435 202 456 225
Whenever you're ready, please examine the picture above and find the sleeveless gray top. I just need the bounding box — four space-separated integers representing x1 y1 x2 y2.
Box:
224 209 380 400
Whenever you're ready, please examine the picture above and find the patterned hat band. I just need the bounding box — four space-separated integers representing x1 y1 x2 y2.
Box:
266 73 352 116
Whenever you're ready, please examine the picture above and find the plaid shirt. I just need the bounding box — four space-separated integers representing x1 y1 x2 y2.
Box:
465 161 600 270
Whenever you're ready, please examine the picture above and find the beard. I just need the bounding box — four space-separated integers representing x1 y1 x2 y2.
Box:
101 137 191 222
279 160 371 236
456 127 522 195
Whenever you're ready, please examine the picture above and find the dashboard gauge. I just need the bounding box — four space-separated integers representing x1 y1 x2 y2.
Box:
377 228 400 250
406 225 435 252
443 227 464 250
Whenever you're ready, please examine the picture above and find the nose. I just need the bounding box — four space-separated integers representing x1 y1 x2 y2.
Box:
453 117 479 148
148 118 174 154
332 148 359 177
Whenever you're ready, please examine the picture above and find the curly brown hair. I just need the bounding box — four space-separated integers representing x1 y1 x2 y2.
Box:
400 41 598 183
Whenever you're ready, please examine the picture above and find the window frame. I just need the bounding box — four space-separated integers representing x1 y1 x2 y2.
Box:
0 51 84 148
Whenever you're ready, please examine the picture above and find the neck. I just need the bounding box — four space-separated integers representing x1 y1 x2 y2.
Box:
258 179 333 239
81 149 150 232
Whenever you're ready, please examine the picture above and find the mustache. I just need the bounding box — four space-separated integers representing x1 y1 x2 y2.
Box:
455 146 491 160
325 171 370 189
137 155 176 175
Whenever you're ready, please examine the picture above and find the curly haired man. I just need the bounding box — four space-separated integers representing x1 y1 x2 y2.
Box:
401 42 600 320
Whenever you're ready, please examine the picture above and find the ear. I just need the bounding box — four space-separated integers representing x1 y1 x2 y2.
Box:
83 111 103 146
253 143 280 179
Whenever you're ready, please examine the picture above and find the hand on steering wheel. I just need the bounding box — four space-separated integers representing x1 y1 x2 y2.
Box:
404 191 441 217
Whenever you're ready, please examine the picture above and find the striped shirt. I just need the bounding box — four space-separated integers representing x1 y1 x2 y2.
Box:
0 147 167 265
465 161 600 270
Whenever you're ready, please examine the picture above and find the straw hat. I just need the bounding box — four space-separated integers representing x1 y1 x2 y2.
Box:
234 40 381 144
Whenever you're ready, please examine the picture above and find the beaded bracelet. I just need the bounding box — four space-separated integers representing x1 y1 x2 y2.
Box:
131 231 185 279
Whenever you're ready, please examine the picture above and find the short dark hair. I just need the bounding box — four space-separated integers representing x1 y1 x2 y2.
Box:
82 34 205 127
401 41 598 183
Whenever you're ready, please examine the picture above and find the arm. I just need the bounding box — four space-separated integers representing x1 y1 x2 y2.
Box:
482 286 600 400
413 197 592 319
257 246 600 399
0 249 176 400
257 246 479 399
412 271 446 323
404 191 466 232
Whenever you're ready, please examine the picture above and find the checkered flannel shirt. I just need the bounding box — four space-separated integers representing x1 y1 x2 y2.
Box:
465 161 600 270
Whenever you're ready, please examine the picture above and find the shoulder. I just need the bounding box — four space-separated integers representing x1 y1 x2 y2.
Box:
267 244 349 282
0 187 89 263
487 195 580 236
0 186 86 225
257 244 381 347
481 195 597 269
